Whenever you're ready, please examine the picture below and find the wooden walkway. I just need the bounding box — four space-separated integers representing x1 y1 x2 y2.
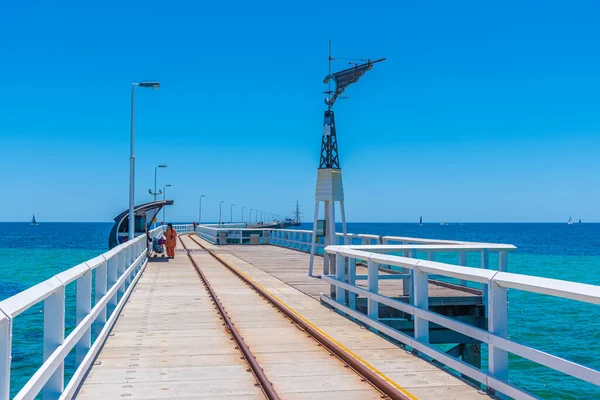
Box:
213 244 481 305
76 236 490 399
77 244 264 399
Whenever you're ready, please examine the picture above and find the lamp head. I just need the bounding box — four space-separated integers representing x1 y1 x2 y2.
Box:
136 82 160 89
158 164 167 168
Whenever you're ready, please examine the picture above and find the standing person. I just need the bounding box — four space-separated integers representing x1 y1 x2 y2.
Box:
165 223 177 259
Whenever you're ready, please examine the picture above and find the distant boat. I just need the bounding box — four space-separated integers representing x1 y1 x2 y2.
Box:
578 219 582 224
31 214 38 226
419 216 423 226
568 217 573 225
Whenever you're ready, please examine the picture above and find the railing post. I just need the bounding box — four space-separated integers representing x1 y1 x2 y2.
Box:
348 257 356 310
117 250 126 299
481 249 489 317
75 269 92 366
335 254 346 306
367 258 379 321
499 251 508 272
413 263 429 344
488 279 508 396
406 249 415 303
93 259 108 335
107 254 118 310
459 251 467 286
0 311 11 400
401 241 411 297
43 283 65 400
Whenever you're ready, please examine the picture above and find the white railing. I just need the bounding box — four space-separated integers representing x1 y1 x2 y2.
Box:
323 243 600 399
0 226 165 400
196 224 270 245
172 223 195 234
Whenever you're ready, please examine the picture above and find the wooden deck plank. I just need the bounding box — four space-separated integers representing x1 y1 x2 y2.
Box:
216 244 480 302
200 238 491 400
181 236 383 398
76 246 265 400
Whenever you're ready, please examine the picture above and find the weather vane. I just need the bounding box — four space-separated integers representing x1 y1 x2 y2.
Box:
322 41 386 110
318 41 385 169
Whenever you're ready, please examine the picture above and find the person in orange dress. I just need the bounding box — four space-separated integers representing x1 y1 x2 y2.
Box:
165 223 177 258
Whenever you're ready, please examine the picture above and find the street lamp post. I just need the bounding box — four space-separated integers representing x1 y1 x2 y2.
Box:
129 81 160 240
241 207 245 223
162 184 171 224
150 165 167 201
219 201 224 225
199 195 206 223
230 203 235 223
250 208 254 223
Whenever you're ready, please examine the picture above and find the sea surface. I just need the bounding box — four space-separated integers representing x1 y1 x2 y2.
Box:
1 222 599 399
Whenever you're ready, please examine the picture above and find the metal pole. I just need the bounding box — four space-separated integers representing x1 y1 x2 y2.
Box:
199 195 205 224
242 207 245 222
230 204 235 223
162 186 166 224
128 85 135 240
250 208 253 223
219 201 223 225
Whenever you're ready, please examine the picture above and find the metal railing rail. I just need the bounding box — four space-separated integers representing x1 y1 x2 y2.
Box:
0 226 166 400
171 224 195 234
322 243 600 399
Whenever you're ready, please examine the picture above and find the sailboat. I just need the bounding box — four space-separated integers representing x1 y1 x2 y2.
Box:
578 218 582 224
31 214 38 226
568 217 573 225
419 216 423 226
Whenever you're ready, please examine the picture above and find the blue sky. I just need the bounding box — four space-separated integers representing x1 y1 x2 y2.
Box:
1 1 600 222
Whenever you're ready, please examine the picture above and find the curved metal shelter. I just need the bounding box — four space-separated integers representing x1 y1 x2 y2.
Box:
108 200 174 249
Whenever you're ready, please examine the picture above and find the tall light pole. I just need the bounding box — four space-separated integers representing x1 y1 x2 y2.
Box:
241 207 245 223
256 210 260 223
219 201 224 225
199 194 205 223
150 164 167 201
250 208 254 223
129 81 160 240
230 203 235 223
162 184 171 224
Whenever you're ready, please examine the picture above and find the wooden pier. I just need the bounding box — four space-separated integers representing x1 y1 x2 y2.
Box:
77 235 489 399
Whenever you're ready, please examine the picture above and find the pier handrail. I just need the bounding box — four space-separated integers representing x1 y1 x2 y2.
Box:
323 243 600 399
0 226 166 400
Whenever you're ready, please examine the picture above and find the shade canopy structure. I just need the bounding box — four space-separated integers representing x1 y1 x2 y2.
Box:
108 200 174 249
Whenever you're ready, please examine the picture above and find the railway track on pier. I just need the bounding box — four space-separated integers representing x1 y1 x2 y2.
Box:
181 234 414 400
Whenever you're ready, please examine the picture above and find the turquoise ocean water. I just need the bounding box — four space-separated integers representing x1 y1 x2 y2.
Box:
1 222 599 399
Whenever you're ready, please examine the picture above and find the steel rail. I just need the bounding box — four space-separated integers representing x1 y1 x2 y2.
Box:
178 237 281 400
187 234 413 400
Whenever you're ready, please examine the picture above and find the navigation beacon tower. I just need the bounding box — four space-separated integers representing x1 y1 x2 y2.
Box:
308 42 385 276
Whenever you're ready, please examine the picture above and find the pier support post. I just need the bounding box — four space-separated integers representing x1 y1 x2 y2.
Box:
75 269 92 367
43 282 65 400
